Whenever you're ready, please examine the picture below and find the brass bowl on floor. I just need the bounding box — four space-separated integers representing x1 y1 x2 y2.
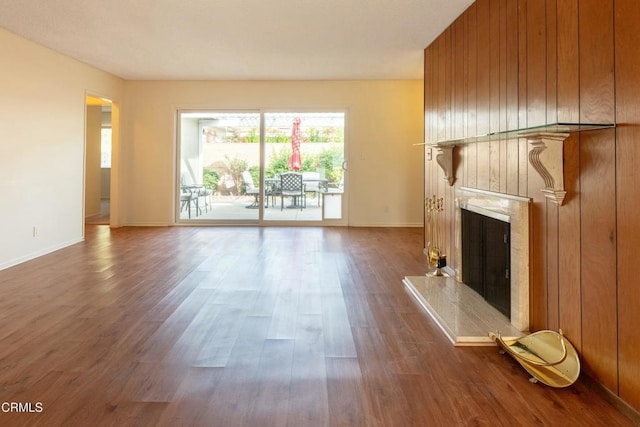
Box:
489 329 580 388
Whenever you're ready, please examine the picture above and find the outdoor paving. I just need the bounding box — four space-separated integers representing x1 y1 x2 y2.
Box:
179 194 324 221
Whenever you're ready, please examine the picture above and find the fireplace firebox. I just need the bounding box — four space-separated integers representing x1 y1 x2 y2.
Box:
454 187 531 332
461 208 511 318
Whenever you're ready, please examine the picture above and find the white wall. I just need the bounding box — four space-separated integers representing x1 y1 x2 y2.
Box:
122 80 424 226
0 28 124 270
101 169 111 199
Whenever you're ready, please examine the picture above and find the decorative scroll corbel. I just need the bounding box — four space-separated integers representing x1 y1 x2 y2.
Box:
523 132 570 206
434 146 455 186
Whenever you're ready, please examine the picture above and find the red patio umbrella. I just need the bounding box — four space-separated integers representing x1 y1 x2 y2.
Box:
288 117 302 171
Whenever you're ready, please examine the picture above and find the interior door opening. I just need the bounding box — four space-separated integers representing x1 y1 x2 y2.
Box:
85 95 113 226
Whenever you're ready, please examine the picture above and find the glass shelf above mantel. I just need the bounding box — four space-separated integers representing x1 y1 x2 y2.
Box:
415 122 616 147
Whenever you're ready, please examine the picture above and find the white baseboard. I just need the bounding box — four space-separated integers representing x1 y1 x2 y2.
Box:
0 237 84 271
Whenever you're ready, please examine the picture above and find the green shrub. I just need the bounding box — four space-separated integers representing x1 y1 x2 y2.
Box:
245 128 259 143
265 134 291 143
203 168 219 192
247 165 260 189
262 145 343 187
316 146 344 185
265 147 292 177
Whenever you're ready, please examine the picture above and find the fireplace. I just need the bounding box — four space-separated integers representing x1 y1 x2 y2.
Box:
455 187 531 331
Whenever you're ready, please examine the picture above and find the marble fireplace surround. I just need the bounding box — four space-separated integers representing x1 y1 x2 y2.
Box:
455 187 532 332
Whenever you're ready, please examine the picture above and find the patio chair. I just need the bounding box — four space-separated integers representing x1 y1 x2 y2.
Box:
196 185 213 213
241 171 260 208
180 185 205 217
265 176 280 207
280 172 305 211
180 173 212 215
180 187 193 218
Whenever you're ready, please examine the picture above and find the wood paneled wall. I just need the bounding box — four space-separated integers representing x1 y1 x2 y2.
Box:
424 0 640 411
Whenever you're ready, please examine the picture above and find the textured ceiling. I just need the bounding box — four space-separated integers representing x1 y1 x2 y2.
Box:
0 0 473 80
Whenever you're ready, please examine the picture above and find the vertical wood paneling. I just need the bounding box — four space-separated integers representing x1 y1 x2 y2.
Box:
430 41 438 147
444 29 453 143
505 138 520 195
488 0 500 192
498 0 508 194
526 0 547 127
427 40 437 256
544 0 559 332
506 0 519 131
453 18 465 141
615 0 640 410
430 44 438 197
488 142 500 192
466 3 478 188
557 0 580 123
424 45 433 250
437 35 447 143
476 0 491 190
556 0 582 351
462 11 469 140
444 28 453 259
579 0 615 124
430 30 451 260
546 203 559 331
527 191 546 331
545 0 558 124
525 0 548 331
428 40 439 260
462 11 470 188
458 12 469 186
517 0 528 197
426 42 439 250
451 17 465 268
505 0 519 196
558 134 582 351
489 0 501 134
498 0 508 133
476 0 491 136
580 129 618 392
452 15 465 265
579 0 617 392
422 0 640 414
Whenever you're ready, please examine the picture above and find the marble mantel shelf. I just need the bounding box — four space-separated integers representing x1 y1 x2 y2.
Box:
416 122 616 205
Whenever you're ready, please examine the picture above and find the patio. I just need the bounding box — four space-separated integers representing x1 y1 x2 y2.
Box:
179 193 325 221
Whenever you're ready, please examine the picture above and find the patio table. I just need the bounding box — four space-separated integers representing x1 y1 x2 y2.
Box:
264 177 329 208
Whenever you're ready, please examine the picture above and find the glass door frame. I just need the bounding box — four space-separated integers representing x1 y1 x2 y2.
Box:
175 108 348 226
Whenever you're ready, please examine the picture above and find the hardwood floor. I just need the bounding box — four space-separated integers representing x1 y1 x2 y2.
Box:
0 226 635 426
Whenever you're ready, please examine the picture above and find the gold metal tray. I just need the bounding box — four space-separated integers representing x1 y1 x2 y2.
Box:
489 329 580 388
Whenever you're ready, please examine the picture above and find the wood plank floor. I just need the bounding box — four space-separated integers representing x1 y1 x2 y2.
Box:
0 225 635 426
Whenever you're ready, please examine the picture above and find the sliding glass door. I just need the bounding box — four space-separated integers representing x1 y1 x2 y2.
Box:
262 112 345 222
177 110 346 224
178 111 261 221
